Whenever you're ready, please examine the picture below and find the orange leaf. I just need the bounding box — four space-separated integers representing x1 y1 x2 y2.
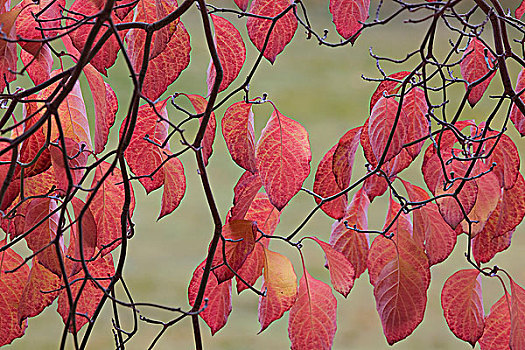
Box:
211 220 257 283
258 248 297 332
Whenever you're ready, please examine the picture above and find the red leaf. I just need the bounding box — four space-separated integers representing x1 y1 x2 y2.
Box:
87 161 136 255
329 188 370 278
244 193 280 236
367 198 430 345
368 96 408 163
20 46 53 86
401 87 428 158
401 180 456 265
511 279 525 349
57 253 115 333
258 248 297 332
288 270 337 350
236 193 280 293
255 108 311 210
234 0 249 11
158 153 186 219
208 15 246 94
222 101 256 173
459 162 500 236
307 236 355 297
211 220 257 283
510 68 525 136
0 248 29 346
459 38 496 107
68 197 98 274
246 0 297 63
18 105 51 178
472 200 513 264
332 127 361 190
18 258 60 323
369 71 410 112
16 0 64 54
115 0 137 20
67 0 121 75
188 261 232 335
363 173 389 202
483 131 520 189
496 173 525 237
174 93 216 166
126 2 190 100
83 64 118 154
49 138 89 194
0 7 21 92
423 149 478 228
441 269 484 346
229 171 263 220
329 0 369 42
23 198 63 275
516 1 525 19
313 145 347 220
121 100 170 193
478 294 511 350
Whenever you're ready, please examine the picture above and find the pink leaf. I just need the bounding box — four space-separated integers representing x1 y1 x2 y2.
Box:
459 38 496 107
258 248 297 332
307 236 355 297
234 0 249 11
288 270 337 350
441 269 484 346
208 15 246 94
256 108 311 210
222 101 256 173
246 0 297 63
188 261 232 335
329 0 370 42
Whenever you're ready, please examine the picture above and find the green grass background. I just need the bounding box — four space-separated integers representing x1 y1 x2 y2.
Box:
7 0 525 349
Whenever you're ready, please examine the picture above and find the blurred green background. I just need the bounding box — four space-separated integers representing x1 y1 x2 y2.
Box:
7 0 525 349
